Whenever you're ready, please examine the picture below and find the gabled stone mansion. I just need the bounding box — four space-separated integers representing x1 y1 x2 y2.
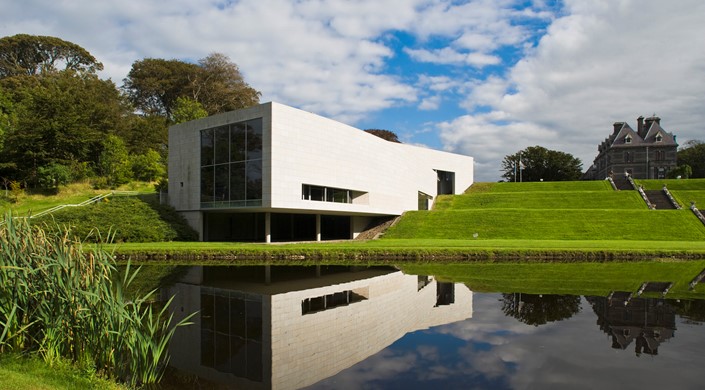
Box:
584 115 678 180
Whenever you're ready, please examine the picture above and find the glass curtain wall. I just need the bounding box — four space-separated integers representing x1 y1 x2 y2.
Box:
201 118 263 208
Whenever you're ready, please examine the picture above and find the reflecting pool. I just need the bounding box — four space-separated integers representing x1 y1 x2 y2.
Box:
161 265 705 389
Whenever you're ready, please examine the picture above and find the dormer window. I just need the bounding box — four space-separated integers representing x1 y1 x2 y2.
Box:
655 133 663 142
625 135 632 144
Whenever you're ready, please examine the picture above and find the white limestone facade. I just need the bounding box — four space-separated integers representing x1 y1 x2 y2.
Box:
168 102 474 241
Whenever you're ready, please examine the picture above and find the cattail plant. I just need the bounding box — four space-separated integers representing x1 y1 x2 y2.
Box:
0 213 194 387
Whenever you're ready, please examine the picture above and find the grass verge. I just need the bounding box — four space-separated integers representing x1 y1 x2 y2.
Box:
0 354 125 390
106 238 705 262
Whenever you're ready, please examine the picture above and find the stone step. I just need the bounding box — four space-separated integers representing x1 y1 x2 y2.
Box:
643 190 676 209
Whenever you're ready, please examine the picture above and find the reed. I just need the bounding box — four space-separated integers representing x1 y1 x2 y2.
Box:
0 214 194 387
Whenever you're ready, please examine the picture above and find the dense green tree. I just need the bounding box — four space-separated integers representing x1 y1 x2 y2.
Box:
122 53 260 120
0 86 12 152
98 135 131 188
667 164 692 179
172 96 208 124
122 58 199 118
501 146 583 182
677 140 705 178
0 34 102 78
364 128 401 143
131 149 165 182
1 71 130 183
117 114 169 156
193 53 260 114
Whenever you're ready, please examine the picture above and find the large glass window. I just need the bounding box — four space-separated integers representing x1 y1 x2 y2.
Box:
201 118 263 208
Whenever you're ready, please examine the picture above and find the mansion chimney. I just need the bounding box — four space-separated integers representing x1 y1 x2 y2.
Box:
637 116 645 137
644 115 661 131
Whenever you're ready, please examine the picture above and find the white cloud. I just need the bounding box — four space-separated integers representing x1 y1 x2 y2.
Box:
2 0 703 183
419 95 441 111
406 47 501 67
441 0 705 181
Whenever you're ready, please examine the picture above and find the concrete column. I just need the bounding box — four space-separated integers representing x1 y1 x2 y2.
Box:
316 214 321 241
265 212 271 243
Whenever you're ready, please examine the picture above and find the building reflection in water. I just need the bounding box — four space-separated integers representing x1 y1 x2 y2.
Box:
586 295 677 356
165 266 474 389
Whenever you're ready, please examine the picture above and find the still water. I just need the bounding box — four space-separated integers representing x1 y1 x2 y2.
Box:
160 265 705 389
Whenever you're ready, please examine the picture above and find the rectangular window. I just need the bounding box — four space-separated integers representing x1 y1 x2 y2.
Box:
230 123 247 162
214 126 230 164
214 164 230 202
247 119 263 160
302 184 359 204
201 166 214 202
246 161 263 201
201 118 263 208
201 129 214 166
229 162 246 202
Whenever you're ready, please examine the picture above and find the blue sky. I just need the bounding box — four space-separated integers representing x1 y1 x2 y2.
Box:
2 0 704 181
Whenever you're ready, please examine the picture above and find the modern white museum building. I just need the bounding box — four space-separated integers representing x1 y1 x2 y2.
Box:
168 102 474 242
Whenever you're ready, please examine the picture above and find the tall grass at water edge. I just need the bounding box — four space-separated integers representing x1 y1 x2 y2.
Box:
0 214 194 387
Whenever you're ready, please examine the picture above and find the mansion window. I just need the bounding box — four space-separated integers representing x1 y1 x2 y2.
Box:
624 152 632 162
201 118 263 208
625 135 632 144
655 134 663 142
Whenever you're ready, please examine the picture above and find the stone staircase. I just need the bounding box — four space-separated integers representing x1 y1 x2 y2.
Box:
643 190 677 210
355 216 400 240
611 175 633 190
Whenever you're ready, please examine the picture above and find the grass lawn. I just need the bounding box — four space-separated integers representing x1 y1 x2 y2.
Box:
386 209 705 240
670 190 705 209
0 354 125 390
468 180 612 193
635 178 705 190
433 191 646 210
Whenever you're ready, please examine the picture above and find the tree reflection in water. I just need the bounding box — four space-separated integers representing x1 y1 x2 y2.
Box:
500 293 582 326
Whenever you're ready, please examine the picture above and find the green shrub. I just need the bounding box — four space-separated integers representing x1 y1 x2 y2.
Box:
37 163 71 191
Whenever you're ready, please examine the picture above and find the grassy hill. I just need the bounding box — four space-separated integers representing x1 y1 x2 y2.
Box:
385 180 705 241
1 182 197 243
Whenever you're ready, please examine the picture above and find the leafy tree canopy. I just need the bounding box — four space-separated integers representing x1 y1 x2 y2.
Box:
172 96 208 124
0 85 13 152
677 140 705 178
0 34 102 78
194 53 261 115
123 53 260 120
1 70 131 183
364 128 401 143
501 145 583 182
122 58 199 118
